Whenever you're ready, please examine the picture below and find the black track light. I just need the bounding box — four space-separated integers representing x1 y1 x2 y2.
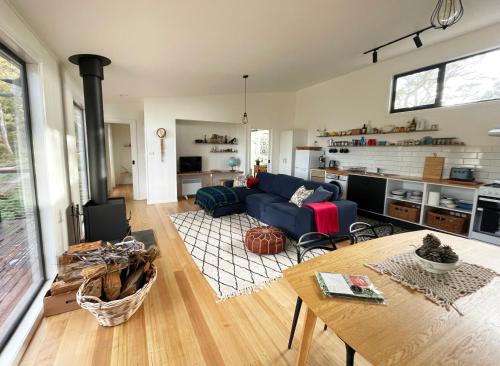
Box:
372 50 378 64
413 33 423 48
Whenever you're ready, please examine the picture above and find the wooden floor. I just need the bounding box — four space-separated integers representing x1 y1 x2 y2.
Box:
20 185 370 366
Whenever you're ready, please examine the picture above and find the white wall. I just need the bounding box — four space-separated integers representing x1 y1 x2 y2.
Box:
144 92 295 203
111 123 133 185
176 119 244 171
295 23 500 147
104 101 146 199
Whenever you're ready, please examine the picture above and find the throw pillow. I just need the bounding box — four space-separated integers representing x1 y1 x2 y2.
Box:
303 186 334 204
233 174 247 187
289 185 314 207
246 177 260 188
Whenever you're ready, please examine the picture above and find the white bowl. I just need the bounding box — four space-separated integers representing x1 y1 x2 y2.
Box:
414 251 459 274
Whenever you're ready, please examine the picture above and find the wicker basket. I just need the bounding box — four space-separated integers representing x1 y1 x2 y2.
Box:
426 210 469 234
388 201 421 223
76 264 157 326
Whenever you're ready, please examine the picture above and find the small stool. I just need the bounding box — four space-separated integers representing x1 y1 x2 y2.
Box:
245 226 286 254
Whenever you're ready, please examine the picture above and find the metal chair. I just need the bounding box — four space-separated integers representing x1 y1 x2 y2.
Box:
349 221 395 244
287 232 350 350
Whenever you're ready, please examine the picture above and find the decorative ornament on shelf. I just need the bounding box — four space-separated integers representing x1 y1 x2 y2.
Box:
228 157 241 171
242 75 249 124
156 128 167 162
431 0 464 30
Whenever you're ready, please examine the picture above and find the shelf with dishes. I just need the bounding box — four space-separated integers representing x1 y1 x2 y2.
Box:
316 129 438 138
323 137 463 148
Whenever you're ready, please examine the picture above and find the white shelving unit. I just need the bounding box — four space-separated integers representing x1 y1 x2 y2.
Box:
383 178 478 238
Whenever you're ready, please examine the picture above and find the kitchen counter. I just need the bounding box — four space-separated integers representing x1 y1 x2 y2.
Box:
323 169 482 189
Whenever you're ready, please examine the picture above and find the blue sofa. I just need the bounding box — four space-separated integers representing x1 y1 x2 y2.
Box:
210 172 357 240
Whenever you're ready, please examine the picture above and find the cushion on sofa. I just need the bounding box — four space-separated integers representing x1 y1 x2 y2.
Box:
256 172 276 193
268 174 305 199
289 185 314 207
303 181 340 200
303 186 334 204
246 192 287 219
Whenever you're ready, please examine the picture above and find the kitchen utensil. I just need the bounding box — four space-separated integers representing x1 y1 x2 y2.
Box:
391 189 406 196
428 191 440 206
423 156 445 180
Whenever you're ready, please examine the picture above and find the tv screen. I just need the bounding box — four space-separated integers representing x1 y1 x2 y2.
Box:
179 156 202 173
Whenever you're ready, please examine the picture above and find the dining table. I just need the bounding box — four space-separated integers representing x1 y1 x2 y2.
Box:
283 230 500 366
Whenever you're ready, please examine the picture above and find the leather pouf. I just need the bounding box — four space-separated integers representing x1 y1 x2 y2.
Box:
245 226 286 255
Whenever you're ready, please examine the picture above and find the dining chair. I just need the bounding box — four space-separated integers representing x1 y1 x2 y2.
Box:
349 221 395 244
287 232 350 350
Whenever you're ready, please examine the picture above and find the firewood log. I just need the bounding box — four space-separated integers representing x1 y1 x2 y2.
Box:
81 263 108 279
103 271 122 301
119 265 145 299
85 277 103 298
51 278 84 295
67 240 102 254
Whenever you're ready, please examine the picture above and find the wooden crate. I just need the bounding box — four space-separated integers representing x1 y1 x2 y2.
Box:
426 210 469 234
388 201 421 223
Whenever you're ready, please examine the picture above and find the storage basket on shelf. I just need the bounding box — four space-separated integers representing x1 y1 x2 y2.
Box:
388 201 421 223
77 263 157 326
426 209 469 234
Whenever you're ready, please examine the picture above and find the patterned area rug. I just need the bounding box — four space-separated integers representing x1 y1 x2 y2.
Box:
170 210 326 300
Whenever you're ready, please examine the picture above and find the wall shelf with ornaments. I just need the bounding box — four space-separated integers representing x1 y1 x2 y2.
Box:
316 129 439 138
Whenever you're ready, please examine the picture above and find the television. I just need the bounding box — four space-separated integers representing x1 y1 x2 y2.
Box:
179 156 202 173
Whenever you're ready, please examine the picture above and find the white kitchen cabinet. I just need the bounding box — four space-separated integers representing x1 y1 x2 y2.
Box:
278 129 307 175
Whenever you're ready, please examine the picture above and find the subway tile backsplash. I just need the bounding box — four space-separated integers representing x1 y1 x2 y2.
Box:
324 145 500 183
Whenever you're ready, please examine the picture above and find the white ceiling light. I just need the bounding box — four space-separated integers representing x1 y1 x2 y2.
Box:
489 126 500 136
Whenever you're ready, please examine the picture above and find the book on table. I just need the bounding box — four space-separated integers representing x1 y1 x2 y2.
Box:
315 272 385 304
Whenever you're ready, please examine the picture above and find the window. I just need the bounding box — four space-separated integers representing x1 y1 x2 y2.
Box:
391 48 500 113
0 44 44 349
73 102 89 207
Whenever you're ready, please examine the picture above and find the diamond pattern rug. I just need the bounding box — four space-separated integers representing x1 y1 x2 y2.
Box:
170 210 325 300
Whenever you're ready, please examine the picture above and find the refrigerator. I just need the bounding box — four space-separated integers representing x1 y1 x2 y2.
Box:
294 149 322 180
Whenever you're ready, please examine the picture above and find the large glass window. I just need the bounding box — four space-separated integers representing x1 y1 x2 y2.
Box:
73 103 89 207
391 48 500 113
0 44 44 349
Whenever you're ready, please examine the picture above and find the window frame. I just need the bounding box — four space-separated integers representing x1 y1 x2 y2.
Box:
73 101 90 206
0 42 46 351
390 47 500 113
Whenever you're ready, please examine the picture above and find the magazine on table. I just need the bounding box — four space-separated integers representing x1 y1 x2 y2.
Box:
315 272 385 304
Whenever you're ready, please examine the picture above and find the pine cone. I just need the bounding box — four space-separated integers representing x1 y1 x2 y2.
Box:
440 245 459 263
422 233 441 250
423 248 442 263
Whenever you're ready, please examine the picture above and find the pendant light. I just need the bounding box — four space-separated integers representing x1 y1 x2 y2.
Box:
242 75 249 124
489 126 500 137
431 0 464 29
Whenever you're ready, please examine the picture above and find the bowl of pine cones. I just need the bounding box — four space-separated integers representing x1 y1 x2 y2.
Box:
415 233 460 274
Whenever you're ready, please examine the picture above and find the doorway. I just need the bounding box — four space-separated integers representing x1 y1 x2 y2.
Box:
104 122 135 196
250 129 271 176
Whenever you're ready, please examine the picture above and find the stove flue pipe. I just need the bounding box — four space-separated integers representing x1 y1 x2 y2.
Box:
69 54 111 204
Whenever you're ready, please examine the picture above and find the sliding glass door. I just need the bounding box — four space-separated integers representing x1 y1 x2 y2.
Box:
0 44 44 349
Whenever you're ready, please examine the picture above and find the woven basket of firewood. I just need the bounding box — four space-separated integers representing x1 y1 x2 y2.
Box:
75 239 159 326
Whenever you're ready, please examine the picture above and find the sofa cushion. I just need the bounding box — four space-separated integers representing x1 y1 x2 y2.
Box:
303 181 340 200
289 185 314 207
303 186 334 204
246 193 286 219
263 202 301 233
269 174 305 199
256 172 276 193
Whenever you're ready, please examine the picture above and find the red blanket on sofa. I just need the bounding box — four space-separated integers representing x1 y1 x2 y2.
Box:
304 201 339 234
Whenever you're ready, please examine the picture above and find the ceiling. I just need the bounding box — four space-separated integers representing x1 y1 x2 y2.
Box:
9 0 500 101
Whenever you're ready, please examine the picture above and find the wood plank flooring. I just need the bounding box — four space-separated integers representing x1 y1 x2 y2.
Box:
20 185 370 366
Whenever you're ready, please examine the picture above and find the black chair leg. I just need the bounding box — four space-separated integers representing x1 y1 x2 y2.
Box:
323 324 327 331
287 297 303 349
346 343 355 366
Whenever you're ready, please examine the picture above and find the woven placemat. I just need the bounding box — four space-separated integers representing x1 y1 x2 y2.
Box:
365 252 499 315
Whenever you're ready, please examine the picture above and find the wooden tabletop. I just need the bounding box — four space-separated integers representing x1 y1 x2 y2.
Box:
284 230 500 365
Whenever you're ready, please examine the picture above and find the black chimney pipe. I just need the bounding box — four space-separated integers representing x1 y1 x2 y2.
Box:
69 54 111 205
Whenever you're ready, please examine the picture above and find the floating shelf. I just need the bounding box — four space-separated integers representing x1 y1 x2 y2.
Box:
195 142 238 145
326 143 464 148
316 129 439 138
210 151 238 153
